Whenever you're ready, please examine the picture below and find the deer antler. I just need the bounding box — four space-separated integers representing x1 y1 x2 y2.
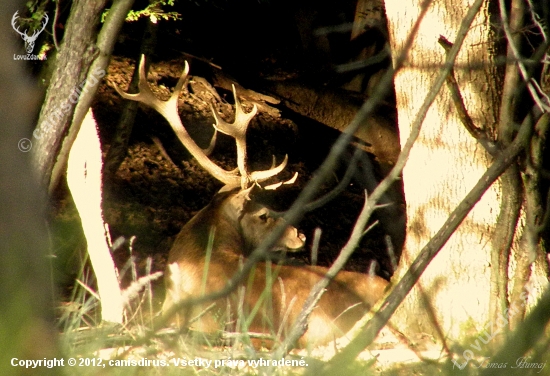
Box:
115 55 290 189
211 85 291 188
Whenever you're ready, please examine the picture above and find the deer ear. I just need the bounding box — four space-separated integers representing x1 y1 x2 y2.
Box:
229 186 254 215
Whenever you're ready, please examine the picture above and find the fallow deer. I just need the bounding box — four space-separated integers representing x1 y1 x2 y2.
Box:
115 56 388 347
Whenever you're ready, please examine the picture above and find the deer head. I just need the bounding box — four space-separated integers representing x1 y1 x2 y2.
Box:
115 57 388 347
11 11 48 54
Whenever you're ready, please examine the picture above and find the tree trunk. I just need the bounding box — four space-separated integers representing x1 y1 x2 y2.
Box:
385 0 546 346
67 109 124 324
32 0 108 190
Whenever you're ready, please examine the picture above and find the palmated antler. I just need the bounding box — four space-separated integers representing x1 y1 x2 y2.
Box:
114 55 291 189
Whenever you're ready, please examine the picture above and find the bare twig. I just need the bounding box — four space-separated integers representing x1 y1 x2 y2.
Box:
335 47 390 73
180 52 222 70
499 0 550 112
301 147 359 212
438 36 498 155
52 0 60 50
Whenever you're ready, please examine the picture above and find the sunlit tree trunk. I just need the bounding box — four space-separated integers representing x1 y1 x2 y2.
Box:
385 0 547 345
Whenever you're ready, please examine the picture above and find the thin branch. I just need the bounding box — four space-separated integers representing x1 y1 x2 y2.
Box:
301 147 359 212
492 0 525 331
438 36 498 155
273 190 376 357
335 47 390 73
499 0 550 112
526 0 549 43
52 0 60 50
150 135 177 168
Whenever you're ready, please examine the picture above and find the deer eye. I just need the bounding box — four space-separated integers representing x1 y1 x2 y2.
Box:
258 211 269 222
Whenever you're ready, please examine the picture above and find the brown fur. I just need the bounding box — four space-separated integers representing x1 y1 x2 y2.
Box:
163 189 388 347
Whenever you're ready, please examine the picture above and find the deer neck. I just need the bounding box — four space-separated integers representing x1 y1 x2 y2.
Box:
183 201 247 259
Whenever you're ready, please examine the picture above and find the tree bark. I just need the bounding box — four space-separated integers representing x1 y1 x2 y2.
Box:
384 0 548 349
51 0 135 191
385 0 506 341
32 0 108 190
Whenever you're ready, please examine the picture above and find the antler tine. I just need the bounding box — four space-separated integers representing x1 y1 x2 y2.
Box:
211 85 295 188
203 128 218 156
114 55 188 118
114 55 241 187
250 155 289 182
211 85 258 188
211 84 257 136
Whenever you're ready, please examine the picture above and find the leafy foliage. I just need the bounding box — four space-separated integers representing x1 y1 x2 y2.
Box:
103 0 180 23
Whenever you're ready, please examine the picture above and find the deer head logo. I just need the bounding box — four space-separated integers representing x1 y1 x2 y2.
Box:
11 11 48 54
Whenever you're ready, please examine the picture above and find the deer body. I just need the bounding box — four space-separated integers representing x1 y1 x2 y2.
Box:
163 189 388 347
116 57 388 347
